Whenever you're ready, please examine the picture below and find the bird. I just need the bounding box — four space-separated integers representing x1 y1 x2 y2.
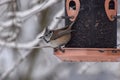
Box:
39 21 75 53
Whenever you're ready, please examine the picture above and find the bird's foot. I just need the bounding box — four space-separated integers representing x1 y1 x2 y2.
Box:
59 47 65 53
54 48 65 53
54 48 58 52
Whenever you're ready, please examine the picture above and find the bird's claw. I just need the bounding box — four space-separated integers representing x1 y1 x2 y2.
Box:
54 48 65 53
59 48 65 53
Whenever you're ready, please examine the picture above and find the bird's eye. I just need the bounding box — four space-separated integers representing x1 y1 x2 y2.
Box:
49 31 53 34
45 31 52 36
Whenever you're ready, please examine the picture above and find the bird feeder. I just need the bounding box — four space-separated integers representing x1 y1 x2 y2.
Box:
55 0 120 62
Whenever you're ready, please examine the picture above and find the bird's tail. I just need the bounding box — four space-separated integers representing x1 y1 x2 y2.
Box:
67 21 75 30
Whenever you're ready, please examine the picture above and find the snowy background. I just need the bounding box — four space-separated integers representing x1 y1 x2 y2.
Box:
0 0 120 80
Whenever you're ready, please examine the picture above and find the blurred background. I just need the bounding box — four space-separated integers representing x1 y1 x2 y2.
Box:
0 0 120 80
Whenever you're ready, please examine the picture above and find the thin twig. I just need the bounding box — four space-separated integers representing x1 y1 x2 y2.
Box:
0 0 13 6
7 0 62 21
0 40 7 56
78 62 97 74
0 0 62 32
0 8 64 49
48 8 64 30
0 50 32 80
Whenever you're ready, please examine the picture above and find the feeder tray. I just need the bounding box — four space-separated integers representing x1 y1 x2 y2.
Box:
54 0 118 62
55 48 120 62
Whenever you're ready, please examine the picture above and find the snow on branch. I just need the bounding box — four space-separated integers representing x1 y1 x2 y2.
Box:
0 50 33 80
0 0 63 31
0 36 40 49
48 8 64 30
0 18 23 31
0 0 13 6
78 62 97 74
8 0 63 21
0 0 64 80
0 8 64 49
0 19 18 31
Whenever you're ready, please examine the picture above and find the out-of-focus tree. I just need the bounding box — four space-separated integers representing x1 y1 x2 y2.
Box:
0 0 120 80
0 0 64 80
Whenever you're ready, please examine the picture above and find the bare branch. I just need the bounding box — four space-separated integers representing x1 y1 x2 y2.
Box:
78 62 97 74
0 18 22 32
8 0 62 21
0 0 64 80
48 8 64 30
0 8 64 49
0 20 13 32
0 25 47 48
117 14 120 19
0 50 32 80
0 0 13 6
0 38 40 49
0 0 62 31
0 28 52 49
0 20 13 28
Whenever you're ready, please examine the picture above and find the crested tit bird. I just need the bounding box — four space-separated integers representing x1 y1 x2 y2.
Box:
39 21 75 52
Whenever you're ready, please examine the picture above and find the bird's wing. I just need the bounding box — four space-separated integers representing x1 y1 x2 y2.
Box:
50 30 74 40
47 21 75 41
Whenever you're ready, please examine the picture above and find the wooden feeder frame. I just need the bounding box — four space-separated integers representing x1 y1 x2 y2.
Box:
54 48 120 62
54 0 119 62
